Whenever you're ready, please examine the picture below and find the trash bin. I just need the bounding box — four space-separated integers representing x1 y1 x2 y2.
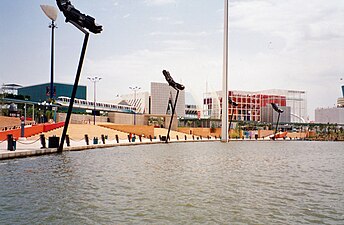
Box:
93 137 98 144
7 134 14 151
132 136 136 142
13 140 16 150
161 136 167 142
48 136 60 148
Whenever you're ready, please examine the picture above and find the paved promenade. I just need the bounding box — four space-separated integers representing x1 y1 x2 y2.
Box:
0 123 221 160
0 136 219 160
1 123 300 160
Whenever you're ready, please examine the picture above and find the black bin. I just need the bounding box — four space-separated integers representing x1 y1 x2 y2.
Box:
48 136 60 148
161 136 167 142
7 134 15 151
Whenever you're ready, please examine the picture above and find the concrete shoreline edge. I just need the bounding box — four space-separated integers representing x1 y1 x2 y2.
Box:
0 139 219 161
1 138 341 161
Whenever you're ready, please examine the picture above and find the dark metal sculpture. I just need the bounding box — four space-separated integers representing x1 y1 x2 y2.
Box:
56 0 102 151
271 102 284 113
163 70 185 91
271 103 284 139
228 98 238 107
228 97 238 136
56 0 102 34
162 70 184 143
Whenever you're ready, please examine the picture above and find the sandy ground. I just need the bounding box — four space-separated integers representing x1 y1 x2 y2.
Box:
27 124 131 141
0 124 205 155
25 125 199 141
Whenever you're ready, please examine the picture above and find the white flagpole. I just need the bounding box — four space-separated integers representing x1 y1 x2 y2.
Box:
221 0 229 142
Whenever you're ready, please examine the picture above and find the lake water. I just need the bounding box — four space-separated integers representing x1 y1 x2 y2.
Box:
0 141 343 224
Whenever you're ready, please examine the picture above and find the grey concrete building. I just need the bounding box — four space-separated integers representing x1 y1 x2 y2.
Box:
315 107 344 124
261 105 291 124
150 82 185 117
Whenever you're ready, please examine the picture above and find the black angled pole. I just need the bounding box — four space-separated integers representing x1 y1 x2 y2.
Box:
270 103 284 140
59 28 89 152
162 70 184 143
166 90 179 143
228 108 234 136
228 98 238 140
275 112 281 136
56 0 102 151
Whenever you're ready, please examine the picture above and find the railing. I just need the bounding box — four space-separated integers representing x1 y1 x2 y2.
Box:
0 122 65 141
0 121 36 132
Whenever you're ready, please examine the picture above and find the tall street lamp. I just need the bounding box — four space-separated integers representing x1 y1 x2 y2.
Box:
40 5 58 101
129 86 141 125
88 76 102 125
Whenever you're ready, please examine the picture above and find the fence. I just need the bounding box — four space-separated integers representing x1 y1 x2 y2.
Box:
0 122 65 141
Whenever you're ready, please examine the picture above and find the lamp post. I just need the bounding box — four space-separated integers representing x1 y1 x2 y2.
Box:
40 5 58 101
87 76 102 125
129 86 141 125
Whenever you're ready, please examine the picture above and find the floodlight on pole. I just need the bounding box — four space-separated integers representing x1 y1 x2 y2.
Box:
129 86 141 125
40 5 58 101
41 5 58 21
88 76 102 125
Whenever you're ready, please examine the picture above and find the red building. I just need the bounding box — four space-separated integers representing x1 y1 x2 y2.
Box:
204 90 287 122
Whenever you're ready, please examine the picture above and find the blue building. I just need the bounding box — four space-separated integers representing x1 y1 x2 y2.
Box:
18 83 86 102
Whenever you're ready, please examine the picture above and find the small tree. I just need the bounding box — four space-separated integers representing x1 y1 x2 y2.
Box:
195 120 201 128
210 122 216 133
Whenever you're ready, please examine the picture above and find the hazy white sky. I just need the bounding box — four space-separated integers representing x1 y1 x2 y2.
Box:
1 0 344 119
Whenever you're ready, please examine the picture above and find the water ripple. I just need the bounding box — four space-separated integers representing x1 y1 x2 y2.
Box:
0 141 343 224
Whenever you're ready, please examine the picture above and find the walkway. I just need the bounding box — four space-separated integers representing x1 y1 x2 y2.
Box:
0 125 217 160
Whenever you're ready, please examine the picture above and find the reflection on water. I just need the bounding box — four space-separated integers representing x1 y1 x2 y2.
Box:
0 141 343 224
